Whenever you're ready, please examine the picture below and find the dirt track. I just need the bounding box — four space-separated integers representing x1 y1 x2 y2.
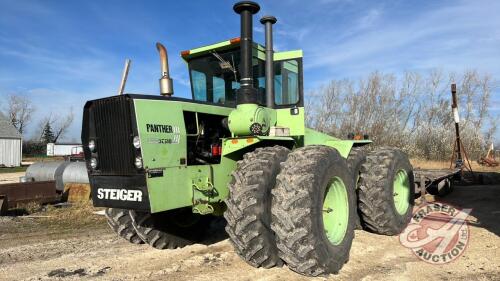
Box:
1 183 499 281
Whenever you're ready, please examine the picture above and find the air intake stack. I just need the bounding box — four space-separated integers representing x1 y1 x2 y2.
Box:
233 1 260 105
260 15 277 108
228 1 274 136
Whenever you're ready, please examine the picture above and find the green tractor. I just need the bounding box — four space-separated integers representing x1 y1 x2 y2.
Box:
82 1 414 276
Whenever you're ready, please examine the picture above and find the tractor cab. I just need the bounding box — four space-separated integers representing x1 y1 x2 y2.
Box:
181 39 304 110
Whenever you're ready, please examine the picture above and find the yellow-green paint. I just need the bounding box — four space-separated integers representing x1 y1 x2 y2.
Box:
222 136 295 156
283 59 298 73
228 105 305 137
393 169 411 215
276 107 305 136
303 128 372 158
274 50 303 61
181 39 266 61
222 137 261 156
228 104 276 136
323 176 349 245
182 40 234 60
180 39 295 66
133 99 235 213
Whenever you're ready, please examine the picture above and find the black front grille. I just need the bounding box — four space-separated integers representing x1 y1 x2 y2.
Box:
89 96 136 175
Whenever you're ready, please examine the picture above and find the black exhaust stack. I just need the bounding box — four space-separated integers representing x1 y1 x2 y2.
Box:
233 1 260 105
260 15 277 108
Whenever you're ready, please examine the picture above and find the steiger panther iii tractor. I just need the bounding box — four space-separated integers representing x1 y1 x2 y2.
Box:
82 1 414 276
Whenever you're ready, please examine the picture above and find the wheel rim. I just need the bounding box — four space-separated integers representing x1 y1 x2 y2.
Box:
393 169 410 215
322 176 349 245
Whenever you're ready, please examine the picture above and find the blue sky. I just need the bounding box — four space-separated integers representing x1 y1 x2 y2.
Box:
0 0 499 142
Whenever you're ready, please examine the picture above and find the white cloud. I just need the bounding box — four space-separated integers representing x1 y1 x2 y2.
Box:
357 8 381 29
298 0 500 81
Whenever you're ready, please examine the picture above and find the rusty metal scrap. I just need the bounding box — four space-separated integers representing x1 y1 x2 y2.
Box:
0 181 59 212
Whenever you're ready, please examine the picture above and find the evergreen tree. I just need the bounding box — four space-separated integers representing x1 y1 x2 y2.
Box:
41 123 55 144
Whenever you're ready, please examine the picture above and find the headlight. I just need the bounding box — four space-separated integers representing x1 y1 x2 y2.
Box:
90 158 98 169
133 136 141 149
134 156 143 169
88 140 96 151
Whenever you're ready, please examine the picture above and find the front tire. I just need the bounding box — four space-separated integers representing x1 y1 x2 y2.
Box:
224 146 290 268
105 208 144 244
130 208 210 249
358 148 414 235
271 146 356 276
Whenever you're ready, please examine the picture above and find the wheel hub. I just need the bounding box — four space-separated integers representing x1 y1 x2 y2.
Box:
322 177 349 245
393 169 410 215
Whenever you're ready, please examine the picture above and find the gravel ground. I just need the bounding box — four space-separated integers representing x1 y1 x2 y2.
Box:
0 183 499 281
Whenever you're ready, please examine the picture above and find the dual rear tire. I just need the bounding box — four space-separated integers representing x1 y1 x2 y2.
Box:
271 145 356 276
227 145 414 276
347 147 414 235
225 145 357 276
357 148 414 235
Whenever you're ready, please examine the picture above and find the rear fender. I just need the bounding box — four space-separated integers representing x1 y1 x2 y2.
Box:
221 136 296 160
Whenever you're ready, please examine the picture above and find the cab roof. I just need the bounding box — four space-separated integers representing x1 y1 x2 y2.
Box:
180 37 265 61
180 37 303 62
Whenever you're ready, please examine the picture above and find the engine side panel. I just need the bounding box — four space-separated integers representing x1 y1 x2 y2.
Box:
133 98 235 213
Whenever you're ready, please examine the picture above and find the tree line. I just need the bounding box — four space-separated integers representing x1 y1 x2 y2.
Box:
1 69 497 160
306 69 497 161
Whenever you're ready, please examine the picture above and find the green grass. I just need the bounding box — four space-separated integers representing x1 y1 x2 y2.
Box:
0 166 28 174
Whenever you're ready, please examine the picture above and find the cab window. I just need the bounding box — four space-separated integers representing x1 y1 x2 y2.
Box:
274 59 300 106
213 76 225 103
188 48 265 107
191 70 207 101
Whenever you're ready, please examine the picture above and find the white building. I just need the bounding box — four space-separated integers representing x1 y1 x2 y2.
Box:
46 143 83 156
0 113 22 167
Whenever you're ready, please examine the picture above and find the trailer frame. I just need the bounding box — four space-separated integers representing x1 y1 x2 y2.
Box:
413 168 461 202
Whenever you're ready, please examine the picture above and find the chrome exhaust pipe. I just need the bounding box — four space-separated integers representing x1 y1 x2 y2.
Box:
156 42 173 96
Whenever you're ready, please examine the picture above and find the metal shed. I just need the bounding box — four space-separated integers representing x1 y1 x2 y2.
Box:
0 113 22 167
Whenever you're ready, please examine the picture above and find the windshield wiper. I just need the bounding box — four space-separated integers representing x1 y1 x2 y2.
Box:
212 51 238 81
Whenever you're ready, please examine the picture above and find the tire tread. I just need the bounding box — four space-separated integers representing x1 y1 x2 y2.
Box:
224 145 290 268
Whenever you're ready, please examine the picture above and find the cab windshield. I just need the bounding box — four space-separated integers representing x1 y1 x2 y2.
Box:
188 47 300 107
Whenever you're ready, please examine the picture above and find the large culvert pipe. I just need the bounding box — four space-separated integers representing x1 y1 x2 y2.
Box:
25 161 70 192
260 15 277 108
233 1 260 105
61 162 89 187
